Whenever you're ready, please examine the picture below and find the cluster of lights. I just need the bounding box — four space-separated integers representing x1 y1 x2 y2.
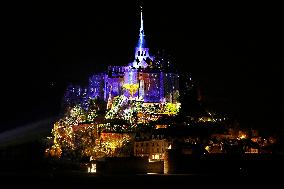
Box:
46 92 182 160
105 94 180 124
46 119 133 159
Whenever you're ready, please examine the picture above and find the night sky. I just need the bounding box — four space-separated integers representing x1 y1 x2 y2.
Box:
1 1 283 132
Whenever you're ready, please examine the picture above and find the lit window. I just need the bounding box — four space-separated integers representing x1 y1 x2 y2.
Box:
88 164 96 173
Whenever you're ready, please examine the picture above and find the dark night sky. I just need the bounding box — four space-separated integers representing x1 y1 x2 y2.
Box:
1 1 283 132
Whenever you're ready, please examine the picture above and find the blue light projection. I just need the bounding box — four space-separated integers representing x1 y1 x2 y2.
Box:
138 5 146 49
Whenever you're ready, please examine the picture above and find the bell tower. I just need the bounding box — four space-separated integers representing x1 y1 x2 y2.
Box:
133 5 150 68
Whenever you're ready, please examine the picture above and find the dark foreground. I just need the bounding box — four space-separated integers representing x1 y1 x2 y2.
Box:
1 145 284 188
1 158 284 189
1 169 283 188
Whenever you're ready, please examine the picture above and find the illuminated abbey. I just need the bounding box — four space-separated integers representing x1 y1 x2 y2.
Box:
45 6 183 160
45 5 271 169
64 6 180 110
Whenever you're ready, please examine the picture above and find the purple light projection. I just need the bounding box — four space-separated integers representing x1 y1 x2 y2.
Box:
63 5 180 107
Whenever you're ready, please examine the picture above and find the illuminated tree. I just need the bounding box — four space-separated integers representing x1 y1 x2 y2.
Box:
65 105 87 125
164 102 180 115
105 95 128 119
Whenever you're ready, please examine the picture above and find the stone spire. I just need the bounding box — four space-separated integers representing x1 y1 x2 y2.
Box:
138 5 146 48
133 4 150 67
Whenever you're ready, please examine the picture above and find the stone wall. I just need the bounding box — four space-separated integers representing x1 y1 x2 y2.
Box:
96 157 164 174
